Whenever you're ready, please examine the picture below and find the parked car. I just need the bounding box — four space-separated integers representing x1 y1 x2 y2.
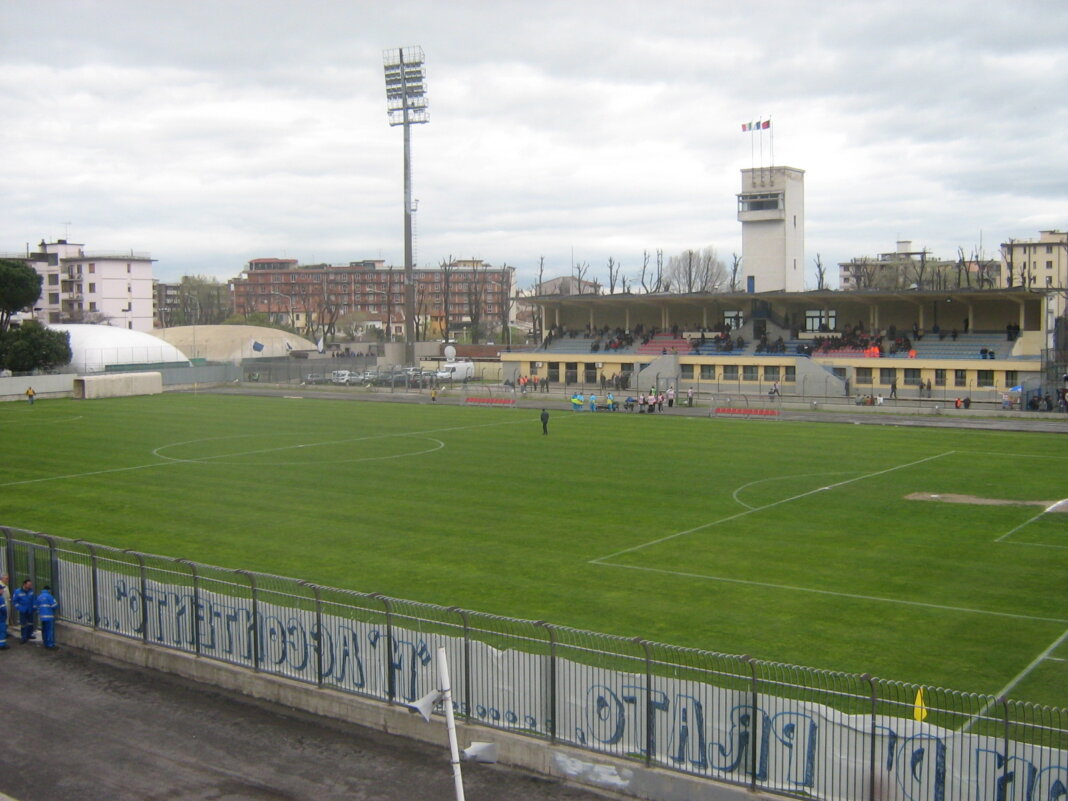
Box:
303 373 329 385
330 370 356 385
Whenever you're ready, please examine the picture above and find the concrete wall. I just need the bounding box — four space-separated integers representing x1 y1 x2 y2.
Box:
59 624 759 801
0 373 75 402
74 371 163 399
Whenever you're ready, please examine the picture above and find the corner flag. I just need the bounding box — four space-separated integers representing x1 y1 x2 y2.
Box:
913 688 928 722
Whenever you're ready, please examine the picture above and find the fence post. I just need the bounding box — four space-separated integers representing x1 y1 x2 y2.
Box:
124 550 148 642
300 580 323 687
237 570 259 671
534 621 557 744
862 673 877 801
179 559 200 656
742 655 758 791
75 540 100 630
633 637 654 767
371 594 395 703
448 607 471 721
999 695 1010 796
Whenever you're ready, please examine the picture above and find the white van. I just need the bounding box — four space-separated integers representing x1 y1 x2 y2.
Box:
435 361 475 382
330 370 354 385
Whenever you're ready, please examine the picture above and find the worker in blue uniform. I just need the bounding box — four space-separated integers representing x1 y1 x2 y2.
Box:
0 574 8 649
12 579 35 643
35 585 59 649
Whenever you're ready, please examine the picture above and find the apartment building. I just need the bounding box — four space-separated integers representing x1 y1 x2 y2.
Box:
22 239 155 331
230 257 515 340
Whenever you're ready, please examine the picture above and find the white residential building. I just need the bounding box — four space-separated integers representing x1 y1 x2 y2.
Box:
24 239 155 332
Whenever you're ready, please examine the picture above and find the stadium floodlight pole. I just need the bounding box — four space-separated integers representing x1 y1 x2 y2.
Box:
383 46 428 367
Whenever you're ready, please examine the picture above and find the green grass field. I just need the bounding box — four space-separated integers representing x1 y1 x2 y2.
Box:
2 393 1065 707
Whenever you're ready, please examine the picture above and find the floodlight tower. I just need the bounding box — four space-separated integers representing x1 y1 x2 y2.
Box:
383 46 428 366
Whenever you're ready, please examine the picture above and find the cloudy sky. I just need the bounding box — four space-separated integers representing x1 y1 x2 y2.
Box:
3 1 1066 289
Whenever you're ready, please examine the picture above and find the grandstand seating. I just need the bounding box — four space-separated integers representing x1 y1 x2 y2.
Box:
636 334 691 355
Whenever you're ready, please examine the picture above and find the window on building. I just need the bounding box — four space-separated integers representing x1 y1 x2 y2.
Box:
805 309 836 332
680 364 693 379
977 370 994 388
1047 261 1054 269
955 369 967 387
934 369 946 387
784 366 796 383
743 365 758 381
48 293 59 304
1005 370 1018 387
723 310 744 330
904 368 921 386
89 302 97 311
880 368 897 385
48 274 58 286
126 264 131 273
764 365 780 382
722 364 738 381
700 364 715 380
88 283 95 293
856 367 872 385
88 264 96 274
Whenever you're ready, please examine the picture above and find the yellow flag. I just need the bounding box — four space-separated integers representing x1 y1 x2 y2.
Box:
913 688 928 722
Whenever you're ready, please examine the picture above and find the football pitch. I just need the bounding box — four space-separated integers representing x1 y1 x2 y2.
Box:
2 393 1065 708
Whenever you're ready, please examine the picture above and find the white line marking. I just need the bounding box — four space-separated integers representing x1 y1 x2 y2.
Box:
593 451 957 562
1048 656 1067 662
591 562 1068 625
1001 541 1068 551
995 497 1068 542
0 417 527 488
958 450 1068 461
962 626 1068 732
730 471 858 510
0 415 83 426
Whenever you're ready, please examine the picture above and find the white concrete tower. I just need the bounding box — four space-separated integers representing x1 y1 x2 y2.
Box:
737 166 805 292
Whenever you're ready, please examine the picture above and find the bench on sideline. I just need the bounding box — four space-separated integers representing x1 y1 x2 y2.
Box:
714 407 781 418
466 397 516 406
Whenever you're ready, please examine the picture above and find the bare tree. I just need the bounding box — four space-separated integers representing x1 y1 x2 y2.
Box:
664 247 726 293
497 263 513 345
532 256 545 342
813 253 827 290
1002 239 1017 288
466 264 489 343
655 249 664 292
729 252 742 292
639 250 651 293
573 261 590 295
439 255 455 341
606 256 620 294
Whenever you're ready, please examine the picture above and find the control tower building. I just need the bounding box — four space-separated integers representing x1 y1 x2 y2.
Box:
737 166 805 292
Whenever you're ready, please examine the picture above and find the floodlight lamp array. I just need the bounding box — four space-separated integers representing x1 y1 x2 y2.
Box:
383 46 429 126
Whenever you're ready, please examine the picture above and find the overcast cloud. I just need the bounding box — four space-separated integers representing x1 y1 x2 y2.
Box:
2 0 1066 289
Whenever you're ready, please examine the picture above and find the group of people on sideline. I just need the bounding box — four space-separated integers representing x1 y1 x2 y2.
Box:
0 575 59 650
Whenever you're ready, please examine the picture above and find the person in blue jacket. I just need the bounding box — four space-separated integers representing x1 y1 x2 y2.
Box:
12 579 35 643
0 574 8 649
35 585 58 649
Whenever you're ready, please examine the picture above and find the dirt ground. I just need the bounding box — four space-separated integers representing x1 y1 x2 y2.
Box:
0 641 612 801
905 492 1068 510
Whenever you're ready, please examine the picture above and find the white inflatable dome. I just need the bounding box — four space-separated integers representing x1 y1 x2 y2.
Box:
152 325 316 362
50 324 191 374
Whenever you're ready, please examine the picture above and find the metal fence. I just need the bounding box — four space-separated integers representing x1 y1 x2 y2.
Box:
3 525 1065 801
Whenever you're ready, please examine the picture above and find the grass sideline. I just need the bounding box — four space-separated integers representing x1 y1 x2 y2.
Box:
1 394 1065 707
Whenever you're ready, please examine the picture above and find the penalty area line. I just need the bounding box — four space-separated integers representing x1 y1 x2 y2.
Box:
994 498 1068 543
587 562 1068 625
962 625 1068 733
593 451 956 562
